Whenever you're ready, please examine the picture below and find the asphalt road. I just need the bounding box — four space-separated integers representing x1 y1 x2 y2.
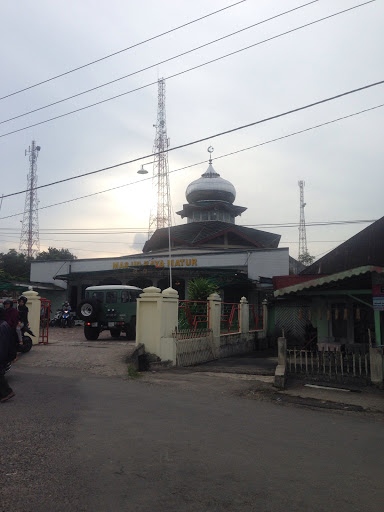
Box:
1 366 384 512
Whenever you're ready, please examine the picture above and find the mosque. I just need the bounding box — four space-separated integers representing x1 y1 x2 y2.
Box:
30 151 290 309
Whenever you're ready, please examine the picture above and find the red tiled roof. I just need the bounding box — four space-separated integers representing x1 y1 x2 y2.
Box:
273 275 321 291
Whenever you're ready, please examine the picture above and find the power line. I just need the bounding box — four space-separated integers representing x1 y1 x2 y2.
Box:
0 0 247 101
0 1 375 139
1 95 383 209
0 1 320 125
0 219 377 234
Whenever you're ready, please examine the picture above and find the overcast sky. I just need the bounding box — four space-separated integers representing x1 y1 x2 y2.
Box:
0 0 383 261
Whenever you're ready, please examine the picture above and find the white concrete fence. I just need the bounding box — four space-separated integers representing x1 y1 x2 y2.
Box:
136 286 267 366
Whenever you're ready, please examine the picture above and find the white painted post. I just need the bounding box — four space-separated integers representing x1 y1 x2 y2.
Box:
135 286 162 355
159 287 179 363
23 289 41 345
208 292 221 357
260 299 268 340
239 296 249 334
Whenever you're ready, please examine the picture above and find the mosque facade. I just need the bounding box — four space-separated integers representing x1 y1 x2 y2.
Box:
30 152 290 308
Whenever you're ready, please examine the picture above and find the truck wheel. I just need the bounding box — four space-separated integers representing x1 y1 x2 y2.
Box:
77 300 99 322
84 325 99 340
110 328 121 339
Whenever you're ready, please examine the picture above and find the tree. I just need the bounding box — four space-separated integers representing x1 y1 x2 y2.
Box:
298 251 315 266
0 249 32 280
187 278 218 301
36 247 77 260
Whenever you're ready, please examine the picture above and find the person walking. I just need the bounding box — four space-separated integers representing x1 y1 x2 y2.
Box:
0 308 15 402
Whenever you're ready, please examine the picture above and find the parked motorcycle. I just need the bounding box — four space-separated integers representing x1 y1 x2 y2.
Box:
49 309 62 327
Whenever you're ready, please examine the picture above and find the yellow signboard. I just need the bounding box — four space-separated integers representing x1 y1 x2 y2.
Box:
113 258 198 270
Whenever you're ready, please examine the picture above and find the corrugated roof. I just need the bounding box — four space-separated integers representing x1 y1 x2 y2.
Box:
274 265 384 297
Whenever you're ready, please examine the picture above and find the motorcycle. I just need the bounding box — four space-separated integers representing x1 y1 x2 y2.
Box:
61 309 73 328
5 325 35 372
49 309 63 327
18 325 35 353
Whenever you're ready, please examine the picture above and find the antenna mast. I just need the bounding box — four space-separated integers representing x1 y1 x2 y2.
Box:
298 180 308 260
20 141 41 258
148 78 171 238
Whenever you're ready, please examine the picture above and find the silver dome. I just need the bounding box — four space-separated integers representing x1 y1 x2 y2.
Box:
186 164 236 204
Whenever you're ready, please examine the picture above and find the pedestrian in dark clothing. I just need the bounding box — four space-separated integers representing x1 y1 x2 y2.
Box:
4 299 19 328
0 308 15 402
3 299 19 361
17 295 29 344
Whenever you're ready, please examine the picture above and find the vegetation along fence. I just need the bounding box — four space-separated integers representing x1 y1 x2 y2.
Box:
287 347 370 381
178 300 209 331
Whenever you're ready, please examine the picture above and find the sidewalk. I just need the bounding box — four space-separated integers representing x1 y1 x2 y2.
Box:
273 378 384 413
155 350 384 414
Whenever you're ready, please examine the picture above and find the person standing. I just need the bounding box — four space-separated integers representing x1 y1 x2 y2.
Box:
0 308 15 402
3 299 19 361
17 295 29 343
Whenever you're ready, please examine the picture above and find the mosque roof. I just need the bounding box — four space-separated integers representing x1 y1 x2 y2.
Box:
143 221 281 253
185 163 236 204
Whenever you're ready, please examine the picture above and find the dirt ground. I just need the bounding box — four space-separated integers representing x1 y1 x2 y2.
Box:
15 325 136 377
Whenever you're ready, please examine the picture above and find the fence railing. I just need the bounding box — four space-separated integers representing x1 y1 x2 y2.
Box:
178 300 209 331
221 303 240 334
174 328 212 340
249 304 263 331
174 328 216 366
287 348 370 379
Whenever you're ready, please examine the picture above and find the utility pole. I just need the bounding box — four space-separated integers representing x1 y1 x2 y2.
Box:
148 78 171 239
19 141 41 258
298 180 308 261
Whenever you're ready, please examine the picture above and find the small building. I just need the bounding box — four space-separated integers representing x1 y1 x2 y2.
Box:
271 217 384 348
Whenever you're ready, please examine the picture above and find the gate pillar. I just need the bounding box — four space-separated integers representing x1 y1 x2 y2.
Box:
22 288 41 345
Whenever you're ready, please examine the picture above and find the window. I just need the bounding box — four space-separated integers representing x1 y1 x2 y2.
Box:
130 291 141 302
106 291 118 304
121 291 130 303
86 291 104 302
201 211 208 221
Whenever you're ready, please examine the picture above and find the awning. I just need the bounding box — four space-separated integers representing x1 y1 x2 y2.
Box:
274 265 384 297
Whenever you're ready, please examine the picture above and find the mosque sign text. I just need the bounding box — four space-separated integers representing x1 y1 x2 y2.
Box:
113 258 198 270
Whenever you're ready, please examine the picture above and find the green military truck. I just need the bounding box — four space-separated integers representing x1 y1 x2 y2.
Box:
76 285 143 340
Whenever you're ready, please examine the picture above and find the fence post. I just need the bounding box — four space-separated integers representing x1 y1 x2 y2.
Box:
136 286 163 356
274 336 287 389
369 346 384 388
208 292 221 357
259 299 268 340
239 296 249 334
23 288 41 345
159 287 179 363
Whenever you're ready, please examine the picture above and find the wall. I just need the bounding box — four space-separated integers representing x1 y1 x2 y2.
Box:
220 332 256 358
30 248 290 285
248 249 289 280
30 260 68 289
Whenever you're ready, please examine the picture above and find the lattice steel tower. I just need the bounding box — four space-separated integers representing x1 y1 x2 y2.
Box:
19 141 41 258
148 78 171 238
298 180 308 259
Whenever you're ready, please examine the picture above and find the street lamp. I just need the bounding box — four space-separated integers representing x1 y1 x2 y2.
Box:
137 163 173 289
